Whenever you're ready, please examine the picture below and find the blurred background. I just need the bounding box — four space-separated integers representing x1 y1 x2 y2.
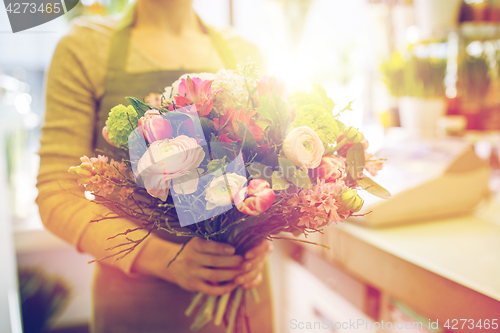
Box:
1 0 500 332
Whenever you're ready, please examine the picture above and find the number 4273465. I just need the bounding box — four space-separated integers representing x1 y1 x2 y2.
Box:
444 319 498 330
5 2 61 14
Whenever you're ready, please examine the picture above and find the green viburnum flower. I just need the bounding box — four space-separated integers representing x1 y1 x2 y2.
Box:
289 84 334 113
106 104 139 149
292 104 340 149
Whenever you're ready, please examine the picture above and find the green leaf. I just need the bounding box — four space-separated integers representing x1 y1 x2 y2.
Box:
210 133 225 160
272 171 290 190
200 117 215 139
336 119 346 133
255 117 272 131
277 158 313 189
271 93 289 126
278 158 296 179
357 177 392 199
289 84 334 113
256 96 279 124
246 163 272 184
236 120 257 152
343 101 354 111
259 151 279 169
125 97 157 118
288 168 312 189
346 143 365 180
207 158 228 173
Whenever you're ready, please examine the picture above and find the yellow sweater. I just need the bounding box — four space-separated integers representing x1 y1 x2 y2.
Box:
37 15 264 274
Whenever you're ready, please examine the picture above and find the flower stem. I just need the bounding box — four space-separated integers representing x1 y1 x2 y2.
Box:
214 292 231 326
190 295 217 332
185 292 204 317
332 138 348 153
250 287 260 304
226 287 244 333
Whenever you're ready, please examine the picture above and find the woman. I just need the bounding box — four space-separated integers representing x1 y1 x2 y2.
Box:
36 0 273 332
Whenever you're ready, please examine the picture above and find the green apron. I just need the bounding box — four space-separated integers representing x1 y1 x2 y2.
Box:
91 5 273 333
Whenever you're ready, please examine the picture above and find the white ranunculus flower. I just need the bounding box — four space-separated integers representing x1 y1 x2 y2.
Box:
205 173 247 210
283 126 324 169
137 135 205 200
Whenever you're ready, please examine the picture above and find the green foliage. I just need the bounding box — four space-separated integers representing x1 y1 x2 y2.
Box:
380 51 446 98
19 268 70 333
292 104 340 149
287 168 312 189
274 158 313 189
271 171 290 190
256 94 289 145
346 143 365 180
237 120 258 159
460 53 491 102
289 84 335 113
200 117 216 139
357 177 392 199
106 104 139 149
246 163 272 184
125 96 159 118
278 158 296 178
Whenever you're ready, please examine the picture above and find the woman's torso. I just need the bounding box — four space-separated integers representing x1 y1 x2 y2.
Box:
80 11 273 333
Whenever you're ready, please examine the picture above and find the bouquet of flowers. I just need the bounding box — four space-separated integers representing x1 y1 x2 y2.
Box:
69 64 390 333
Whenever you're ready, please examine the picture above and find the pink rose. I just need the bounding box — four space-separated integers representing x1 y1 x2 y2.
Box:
235 179 275 216
137 135 205 200
314 156 346 183
138 110 173 143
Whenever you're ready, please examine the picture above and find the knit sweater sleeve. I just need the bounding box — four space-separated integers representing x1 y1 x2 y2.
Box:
36 19 152 274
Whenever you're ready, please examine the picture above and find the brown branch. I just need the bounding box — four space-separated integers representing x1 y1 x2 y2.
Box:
106 227 144 240
167 239 191 267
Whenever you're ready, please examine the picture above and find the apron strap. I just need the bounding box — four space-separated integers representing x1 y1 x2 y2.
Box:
106 3 136 75
106 3 238 75
200 20 237 70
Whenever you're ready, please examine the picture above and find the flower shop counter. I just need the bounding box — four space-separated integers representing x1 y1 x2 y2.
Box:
296 199 500 331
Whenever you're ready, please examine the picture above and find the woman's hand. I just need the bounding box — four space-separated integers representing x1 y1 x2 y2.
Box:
133 237 247 296
132 236 273 295
235 239 273 290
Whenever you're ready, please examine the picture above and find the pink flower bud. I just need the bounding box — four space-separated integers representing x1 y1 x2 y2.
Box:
314 156 346 183
235 179 275 216
361 139 369 151
68 166 92 177
102 122 116 147
138 110 173 143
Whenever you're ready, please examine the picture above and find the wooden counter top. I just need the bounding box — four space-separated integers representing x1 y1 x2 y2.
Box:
303 198 500 331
